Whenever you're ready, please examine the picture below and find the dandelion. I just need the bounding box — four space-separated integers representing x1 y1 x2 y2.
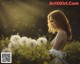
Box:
2 48 12 52
37 37 47 45
10 35 21 43
10 35 21 48
19 36 28 46
27 38 38 47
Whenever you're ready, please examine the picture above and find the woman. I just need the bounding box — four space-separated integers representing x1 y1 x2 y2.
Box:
47 10 72 63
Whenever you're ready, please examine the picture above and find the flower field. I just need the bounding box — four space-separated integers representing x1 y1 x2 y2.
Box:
0 35 80 64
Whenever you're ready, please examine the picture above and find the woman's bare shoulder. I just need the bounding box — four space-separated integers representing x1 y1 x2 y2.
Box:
58 30 67 36
56 30 67 40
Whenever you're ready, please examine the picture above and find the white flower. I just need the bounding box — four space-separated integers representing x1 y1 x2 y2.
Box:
37 37 47 45
49 48 64 59
10 35 21 48
2 48 12 52
27 38 38 47
10 35 21 43
19 36 28 46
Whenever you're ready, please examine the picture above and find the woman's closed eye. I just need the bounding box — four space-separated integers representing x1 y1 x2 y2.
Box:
50 20 53 23
50 21 56 25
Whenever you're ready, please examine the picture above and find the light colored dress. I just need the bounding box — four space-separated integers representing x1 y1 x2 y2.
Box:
49 30 67 59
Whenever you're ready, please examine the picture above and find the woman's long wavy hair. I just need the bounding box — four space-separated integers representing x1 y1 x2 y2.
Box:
47 10 72 40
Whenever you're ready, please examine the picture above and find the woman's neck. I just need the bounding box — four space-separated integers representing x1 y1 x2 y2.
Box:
57 28 64 32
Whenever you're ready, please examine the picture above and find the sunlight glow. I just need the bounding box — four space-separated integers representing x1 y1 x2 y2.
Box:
0 0 46 33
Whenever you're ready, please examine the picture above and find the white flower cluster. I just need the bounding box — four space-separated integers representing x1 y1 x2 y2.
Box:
2 35 47 52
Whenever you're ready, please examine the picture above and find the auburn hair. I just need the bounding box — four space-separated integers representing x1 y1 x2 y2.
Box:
47 10 72 40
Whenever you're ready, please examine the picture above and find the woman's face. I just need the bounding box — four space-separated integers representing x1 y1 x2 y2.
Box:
48 16 57 29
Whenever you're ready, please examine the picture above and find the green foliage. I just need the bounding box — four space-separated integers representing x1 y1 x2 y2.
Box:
63 41 80 64
0 37 9 52
0 38 80 64
12 43 51 64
